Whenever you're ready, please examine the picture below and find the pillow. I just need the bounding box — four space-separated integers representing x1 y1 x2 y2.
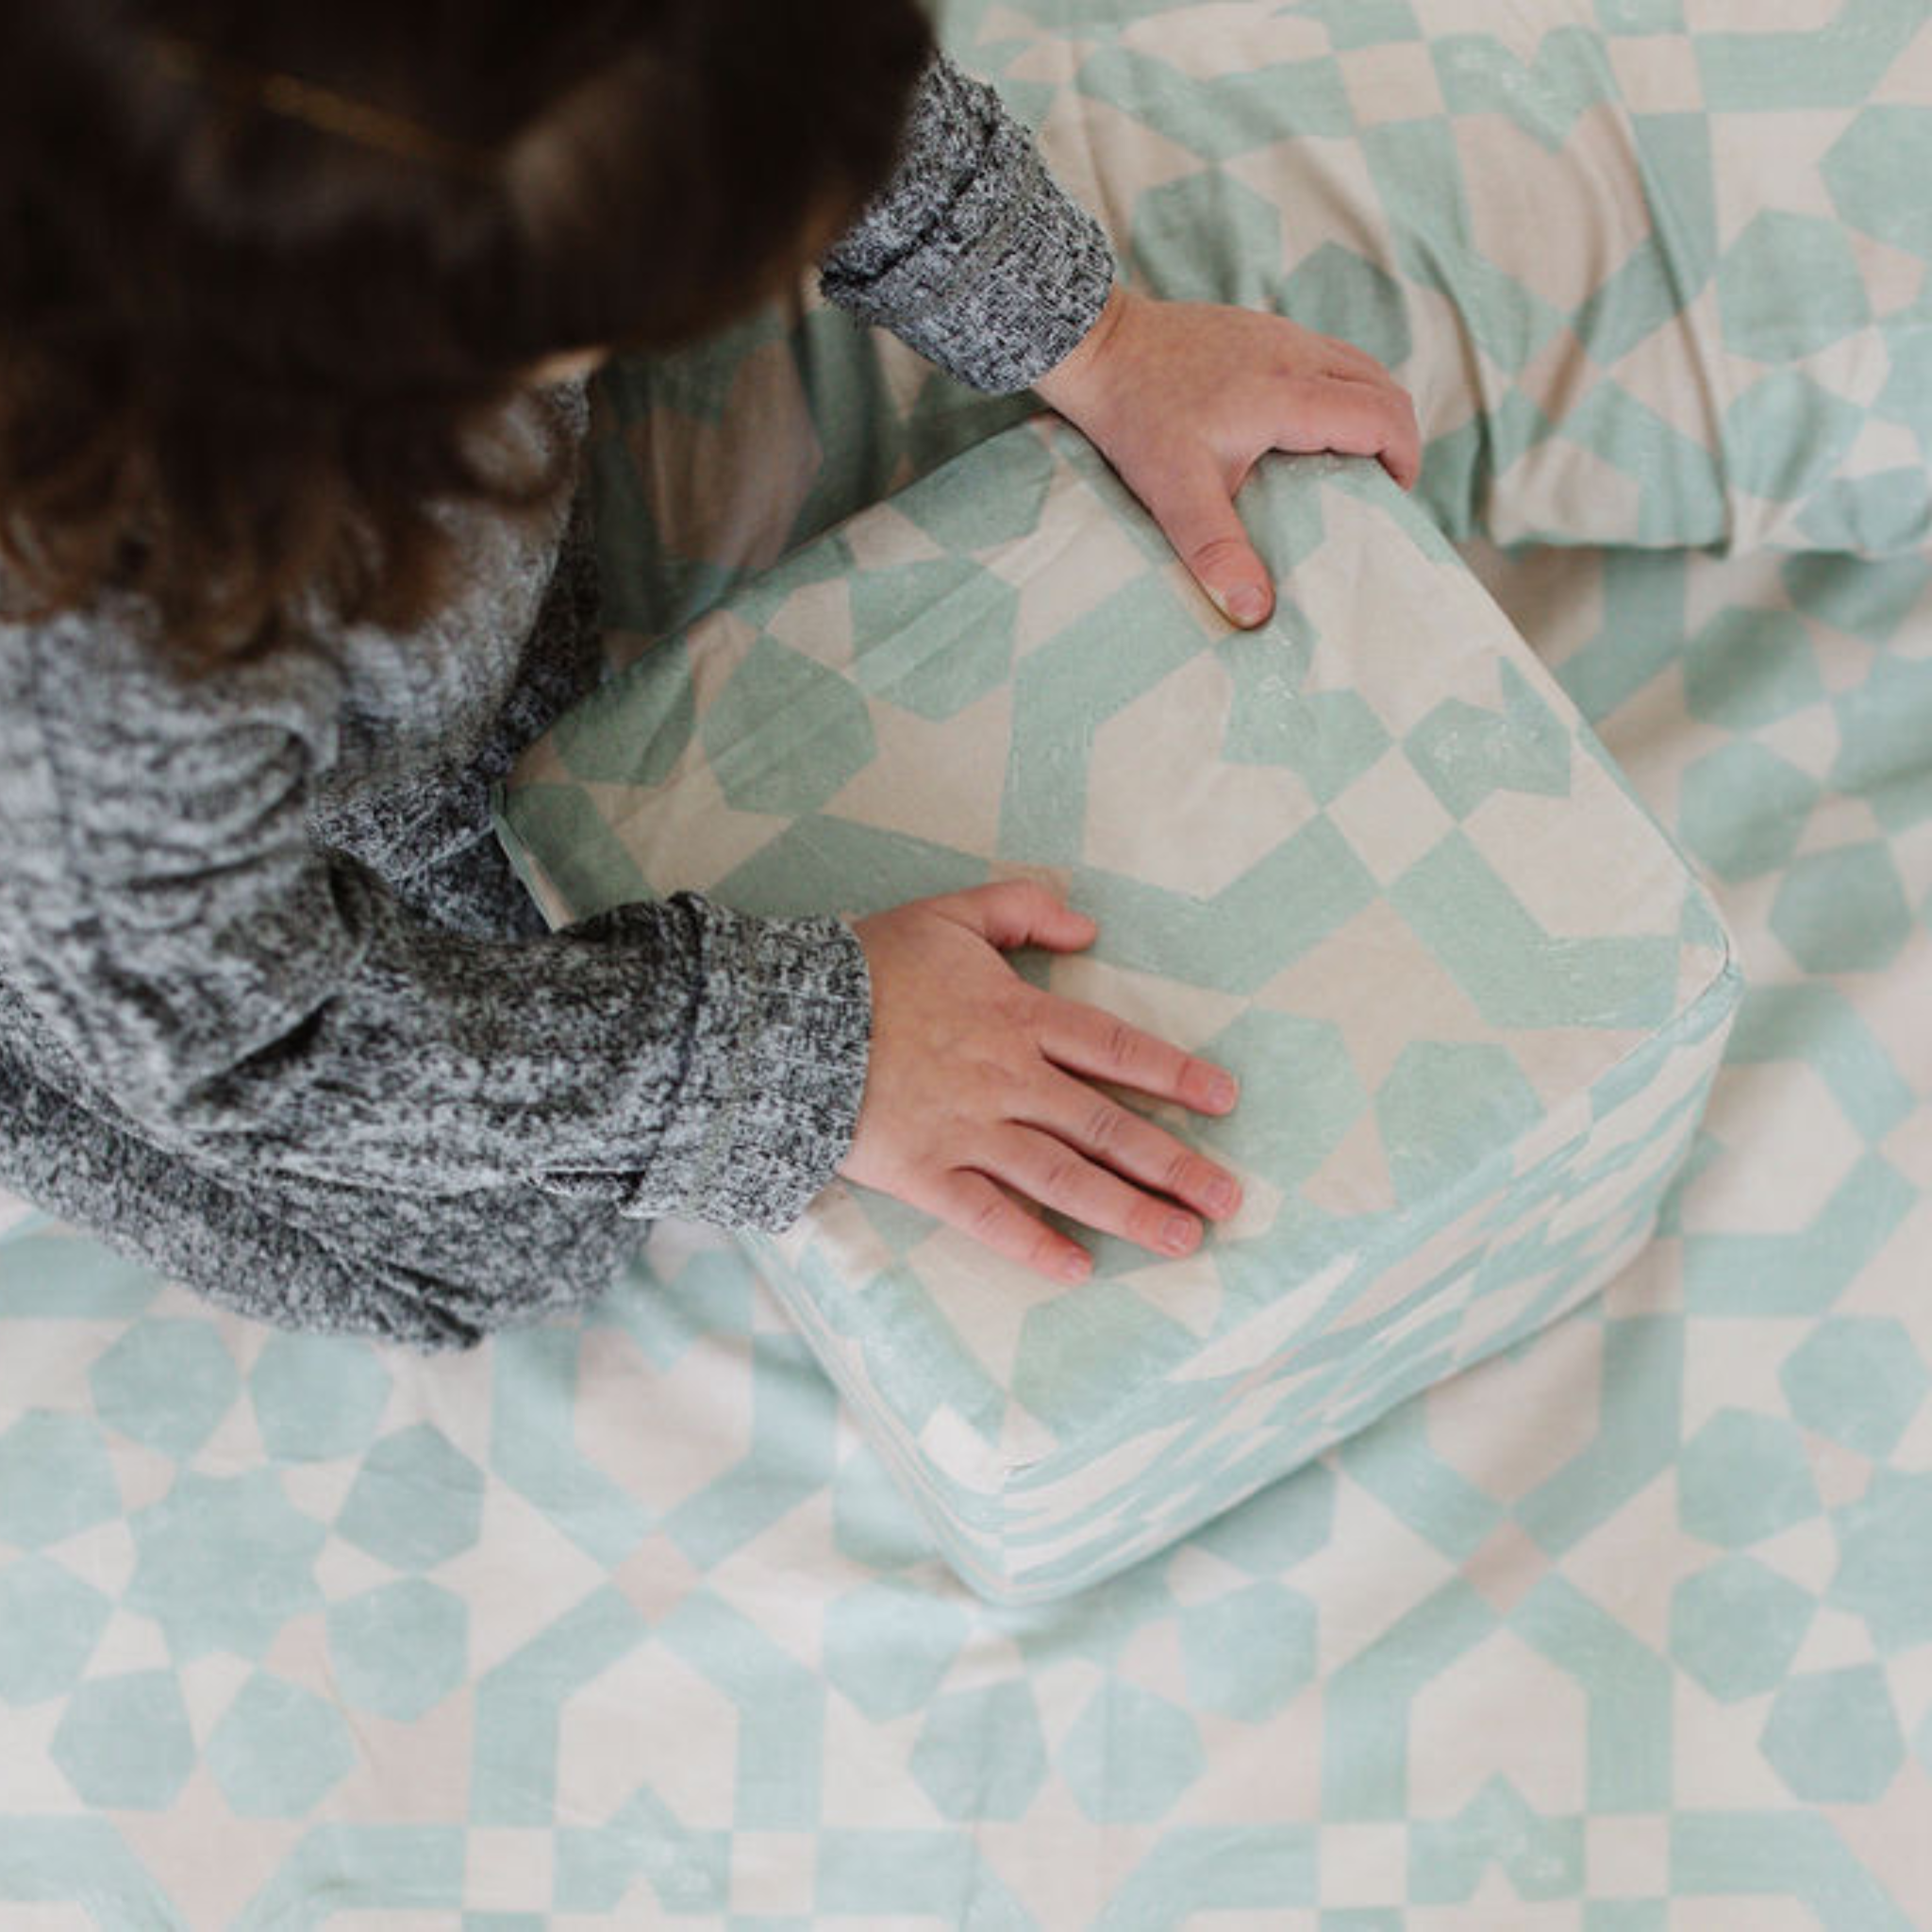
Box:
581 0 1932 667
498 417 1740 1602
1019 0 1932 560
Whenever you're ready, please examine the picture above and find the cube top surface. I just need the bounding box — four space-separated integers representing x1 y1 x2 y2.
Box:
502 418 1738 1595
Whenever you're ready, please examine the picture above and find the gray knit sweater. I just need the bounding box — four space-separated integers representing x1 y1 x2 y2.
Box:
0 55 1114 1350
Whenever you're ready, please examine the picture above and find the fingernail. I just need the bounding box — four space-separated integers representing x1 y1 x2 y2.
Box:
1226 585 1268 625
1162 1214 1197 1254
1205 1175 1238 1216
1205 1072 1238 1110
1059 1248 1092 1283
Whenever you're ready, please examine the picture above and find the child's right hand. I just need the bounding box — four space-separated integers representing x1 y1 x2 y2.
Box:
839 880 1243 1282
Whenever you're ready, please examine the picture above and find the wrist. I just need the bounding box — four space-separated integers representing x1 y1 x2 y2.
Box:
1033 281 1131 414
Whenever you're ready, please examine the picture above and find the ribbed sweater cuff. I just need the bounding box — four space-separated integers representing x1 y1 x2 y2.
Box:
819 58 1117 394
647 902 873 1231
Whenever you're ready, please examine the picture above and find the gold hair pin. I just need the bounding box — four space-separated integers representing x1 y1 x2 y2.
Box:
148 33 497 181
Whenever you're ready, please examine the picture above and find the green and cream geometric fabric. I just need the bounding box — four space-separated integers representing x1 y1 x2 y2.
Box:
4 0 1932 1922
498 422 1741 1602
1002 0 1932 559
576 0 1932 664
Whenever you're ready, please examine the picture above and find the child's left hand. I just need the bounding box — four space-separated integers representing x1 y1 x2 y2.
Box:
1034 285 1422 629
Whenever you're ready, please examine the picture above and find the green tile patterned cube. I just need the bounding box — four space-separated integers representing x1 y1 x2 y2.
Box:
498 416 1741 1602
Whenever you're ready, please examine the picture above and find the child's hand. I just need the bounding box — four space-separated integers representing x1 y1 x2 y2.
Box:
1035 285 1422 629
840 880 1242 1282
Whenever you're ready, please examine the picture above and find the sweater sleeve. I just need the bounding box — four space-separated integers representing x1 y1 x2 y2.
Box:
0 607 872 1232
818 52 1116 393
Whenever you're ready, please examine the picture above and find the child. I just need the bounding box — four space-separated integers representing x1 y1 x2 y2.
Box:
0 0 1418 1346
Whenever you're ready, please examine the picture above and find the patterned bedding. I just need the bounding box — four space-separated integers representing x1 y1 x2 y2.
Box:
3 2 1929 1924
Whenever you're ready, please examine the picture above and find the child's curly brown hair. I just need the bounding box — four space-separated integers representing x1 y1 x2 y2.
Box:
0 0 933 675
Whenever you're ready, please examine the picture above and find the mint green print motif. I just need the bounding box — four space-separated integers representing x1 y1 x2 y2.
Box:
1074 820 1378 992
703 637 876 815
0 1557 110 1706
52 1673 196 1810
1761 1665 1907 1804
1780 1316 1928 1458
0 1412 119 1548
1388 836 1683 1031
1679 742 1819 882
1405 660 1573 819
910 1681 1051 1819
999 573 1206 865
1669 1556 1815 1702
851 558 1019 719
1717 213 1871 360
1192 1010 1364 1187
326 1579 468 1721
1222 665 1391 807
205 1674 358 1818
1770 841 1916 974
1374 1043 1542 1208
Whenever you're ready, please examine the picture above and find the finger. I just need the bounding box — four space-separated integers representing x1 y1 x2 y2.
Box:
941 878 1097 955
1035 995 1240 1118
926 1167 1094 1283
1270 375 1423 492
1029 1072 1242 1220
990 1124 1209 1259
1136 449 1275 628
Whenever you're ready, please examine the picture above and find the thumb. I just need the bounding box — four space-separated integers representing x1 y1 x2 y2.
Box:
1142 454 1274 628
948 879 1098 955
